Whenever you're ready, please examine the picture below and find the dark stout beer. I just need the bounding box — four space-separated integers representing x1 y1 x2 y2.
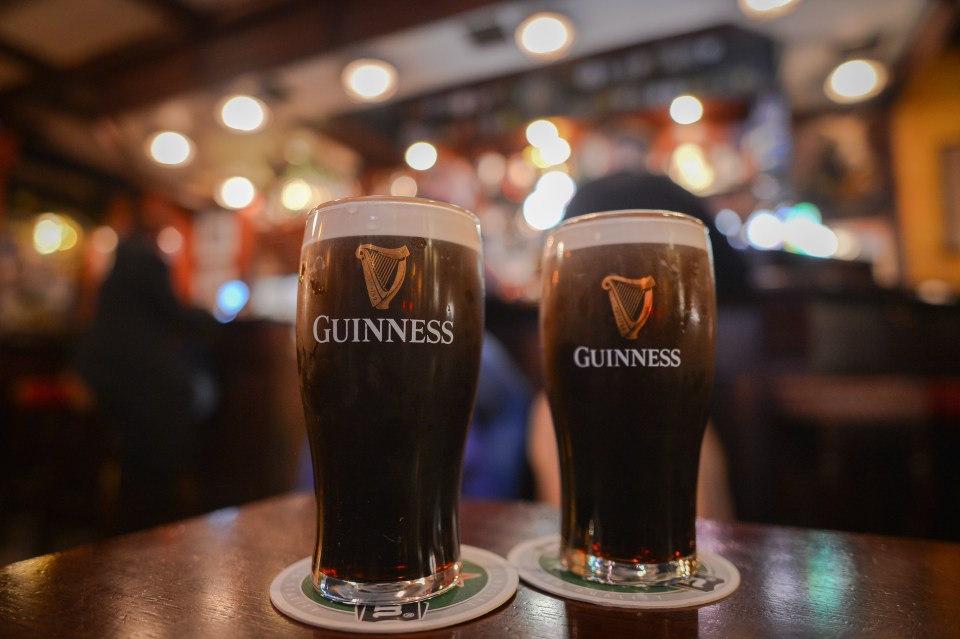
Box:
541 211 715 583
296 197 483 604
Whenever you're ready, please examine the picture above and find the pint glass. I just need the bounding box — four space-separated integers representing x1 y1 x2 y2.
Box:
296 196 484 604
540 211 716 584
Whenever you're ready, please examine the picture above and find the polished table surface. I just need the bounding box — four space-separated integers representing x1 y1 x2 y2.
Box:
2 492 960 638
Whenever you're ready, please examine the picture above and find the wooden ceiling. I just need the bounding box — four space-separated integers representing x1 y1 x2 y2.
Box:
0 0 501 128
0 0 953 212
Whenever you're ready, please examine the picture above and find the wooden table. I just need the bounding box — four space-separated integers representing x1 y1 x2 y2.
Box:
3 492 959 637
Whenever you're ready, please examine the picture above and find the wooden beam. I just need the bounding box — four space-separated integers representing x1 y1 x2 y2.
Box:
132 0 208 32
314 115 404 168
5 0 503 117
0 38 57 76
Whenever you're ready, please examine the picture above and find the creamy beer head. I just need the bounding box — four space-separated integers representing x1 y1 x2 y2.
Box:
544 209 711 260
303 195 481 253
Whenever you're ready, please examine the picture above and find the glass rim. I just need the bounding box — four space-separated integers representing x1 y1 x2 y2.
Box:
544 209 709 253
308 195 479 224
554 209 706 231
302 195 481 251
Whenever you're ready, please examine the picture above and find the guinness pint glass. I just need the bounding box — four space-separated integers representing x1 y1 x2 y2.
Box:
540 211 716 584
296 196 484 604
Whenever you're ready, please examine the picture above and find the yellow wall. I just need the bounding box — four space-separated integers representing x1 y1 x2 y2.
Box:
891 48 960 289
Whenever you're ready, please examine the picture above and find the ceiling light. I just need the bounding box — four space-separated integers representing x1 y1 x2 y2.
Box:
405 142 438 171
341 58 398 102
825 59 888 104
738 0 801 20
219 95 268 132
148 131 193 166
516 12 574 60
217 176 256 209
669 95 704 125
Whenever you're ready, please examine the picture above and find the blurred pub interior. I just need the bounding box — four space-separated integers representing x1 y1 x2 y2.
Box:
1 0 959 563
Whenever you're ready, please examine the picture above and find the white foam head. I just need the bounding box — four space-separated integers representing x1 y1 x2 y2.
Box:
303 196 481 252
544 210 710 258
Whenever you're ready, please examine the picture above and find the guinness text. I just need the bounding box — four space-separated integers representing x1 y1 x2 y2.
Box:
573 346 681 368
312 315 454 345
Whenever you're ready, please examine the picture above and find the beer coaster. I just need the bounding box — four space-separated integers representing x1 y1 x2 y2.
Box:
507 534 739 609
270 545 518 633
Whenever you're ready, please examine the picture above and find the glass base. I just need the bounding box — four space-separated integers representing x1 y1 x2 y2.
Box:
562 546 697 585
314 561 461 605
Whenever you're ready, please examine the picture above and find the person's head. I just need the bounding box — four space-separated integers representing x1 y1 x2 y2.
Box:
607 127 653 173
577 119 655 178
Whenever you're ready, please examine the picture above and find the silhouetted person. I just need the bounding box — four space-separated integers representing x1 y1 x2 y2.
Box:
461 333 533 498
75 227 217 532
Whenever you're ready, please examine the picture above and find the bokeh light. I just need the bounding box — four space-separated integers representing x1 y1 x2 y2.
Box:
525 119 560 148
670 143 715 193
825 59 888 104
157 226 184 255
521 170 577 231
784 218 838 258
715 209 742 237
219 95 268 132
215 280 250 323
341 58 398 102
516 12 574 60
477 152 507 187
390 175 418 197
32 213 79 254
669 95 704 125
405 142 438 171
535 170 577 203
148 131 194 166
33 216 62 254
832 228 862 261
281 178 313 211
738 0 801 20
745 209 784 250
506 153 537 189
533 137 571 167
217 176 256 210
91 226 119 254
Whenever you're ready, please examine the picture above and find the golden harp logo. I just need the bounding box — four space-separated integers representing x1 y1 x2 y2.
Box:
356 244 410 309
601 275 656 340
